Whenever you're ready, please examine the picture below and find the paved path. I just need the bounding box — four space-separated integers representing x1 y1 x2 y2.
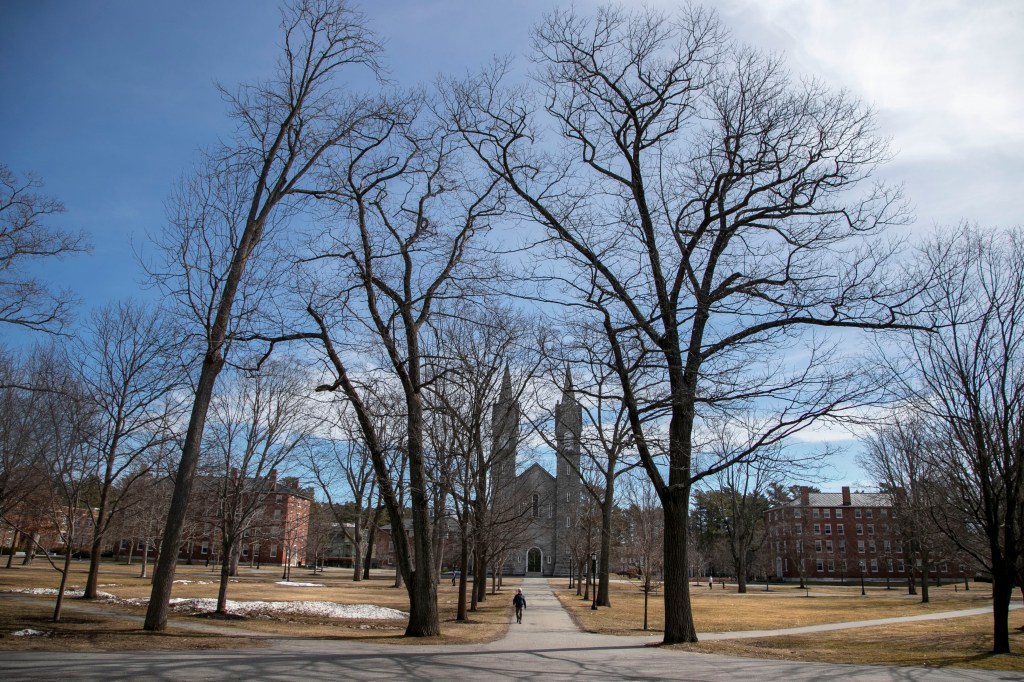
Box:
3 579 1020 681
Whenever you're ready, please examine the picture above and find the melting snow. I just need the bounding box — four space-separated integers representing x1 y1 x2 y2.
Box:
12 629 52 637
4 588 407 621
7 588 116 599
275 581 323 587
161 598 406 620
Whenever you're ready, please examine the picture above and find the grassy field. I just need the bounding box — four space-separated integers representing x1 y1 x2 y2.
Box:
0 558 514 650
4 561 1022 671
556 579 1024 671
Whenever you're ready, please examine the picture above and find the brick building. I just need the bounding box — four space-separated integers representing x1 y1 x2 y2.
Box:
764 486 963 583
112 470 313 567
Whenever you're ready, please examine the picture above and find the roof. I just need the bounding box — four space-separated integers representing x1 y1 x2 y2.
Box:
772 491 893 511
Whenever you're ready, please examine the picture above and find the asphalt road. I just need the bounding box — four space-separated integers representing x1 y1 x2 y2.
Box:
3 578 1021 681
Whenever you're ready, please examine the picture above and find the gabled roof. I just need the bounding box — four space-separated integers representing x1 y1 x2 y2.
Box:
517 462 554 482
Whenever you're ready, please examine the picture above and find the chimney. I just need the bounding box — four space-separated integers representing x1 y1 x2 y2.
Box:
842 486 852 506
269 468 278 491
799 486 809 506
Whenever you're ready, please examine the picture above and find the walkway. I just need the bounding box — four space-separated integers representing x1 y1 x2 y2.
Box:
2 578 1018 681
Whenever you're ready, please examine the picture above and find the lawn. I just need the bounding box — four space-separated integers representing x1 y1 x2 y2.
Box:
0 558 514 650
556 579 1024 671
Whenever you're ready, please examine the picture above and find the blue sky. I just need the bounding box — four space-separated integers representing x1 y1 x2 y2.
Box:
2 0 1022 489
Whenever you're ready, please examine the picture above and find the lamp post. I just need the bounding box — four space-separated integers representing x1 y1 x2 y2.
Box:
591 552 598 610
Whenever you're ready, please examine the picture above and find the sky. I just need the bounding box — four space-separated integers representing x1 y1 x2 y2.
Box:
2 0 1022 490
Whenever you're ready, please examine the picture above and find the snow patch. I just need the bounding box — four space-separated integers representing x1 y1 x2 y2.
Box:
5 588 116 599
165 598 407 620
12 628 52 637
4 588 407 621
173 580 214 585
275 581 323 587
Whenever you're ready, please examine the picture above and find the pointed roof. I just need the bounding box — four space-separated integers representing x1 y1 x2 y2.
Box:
500 363 513 401
562 365 574 397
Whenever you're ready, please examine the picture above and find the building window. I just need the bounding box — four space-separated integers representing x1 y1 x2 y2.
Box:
823 508 830 518
827 559 835 572
835 509 843 519
532 493 539 518
867 524 874 535
794 509 802 518
884 540 891 553
869 540 876 553
812 508 819 518
880 509 888 518
898 559 905 572
201 542 208 555
855 509 862 518
566 516 571 528
871 559 878 572
120 539 128 550
856 524 863 535
794 524 802 535
859 560 867 572
813 524 820 535
866 509 873 519
896 542 903 553
824 524 832 535
826 540 833 552
857 540 865 553
837 525 845 536
816 560 824 571
815 540 822 552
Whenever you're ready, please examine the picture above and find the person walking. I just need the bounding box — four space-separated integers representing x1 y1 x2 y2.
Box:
512 588 526 624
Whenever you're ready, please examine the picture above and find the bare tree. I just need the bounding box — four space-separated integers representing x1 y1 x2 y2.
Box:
860 414 945 603
454 4 917 643
305 395 397 582
705 456 775 593
299 83 504 636
0 164 89 335
74 300 184 599
889 226 1024 653
143 0 382 632
622 473 663 631
0 353 49 549
204 360 312 613
29 346 97 622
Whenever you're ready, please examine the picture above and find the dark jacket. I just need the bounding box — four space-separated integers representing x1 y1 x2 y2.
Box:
513 593 526 608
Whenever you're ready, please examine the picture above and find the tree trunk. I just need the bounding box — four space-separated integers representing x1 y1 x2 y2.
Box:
23 532 38 564
363 516 378 580
991 568 1013 654
5 528 19 568
736 555 748 594
456 535 469 622
597 490 613 607
145 354 222 631
53 550 73 623
139 540 149 579
216 540 233 614
662 492 698 644
919 564 930 604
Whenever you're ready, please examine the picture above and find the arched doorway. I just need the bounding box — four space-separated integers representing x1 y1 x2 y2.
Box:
527 547 542 574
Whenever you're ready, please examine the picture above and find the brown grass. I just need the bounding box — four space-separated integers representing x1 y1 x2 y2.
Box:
556 579 1002 636
0 559 514 650
555 579 1023 671
0 598 261 651
676 613 1024 671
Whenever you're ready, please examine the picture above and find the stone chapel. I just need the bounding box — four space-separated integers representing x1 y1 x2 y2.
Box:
491 367 584 577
